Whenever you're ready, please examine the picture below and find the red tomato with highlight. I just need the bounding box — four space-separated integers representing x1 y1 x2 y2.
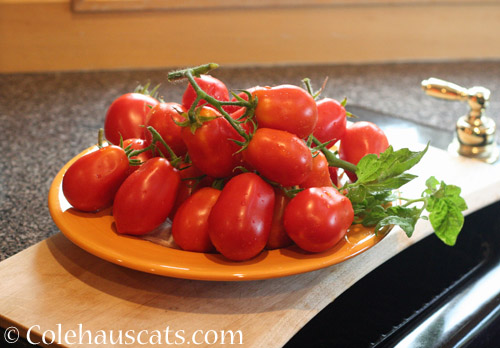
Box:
253 85 318 139
299 151 333 189
266 188 293 250
182 75 229 110
113 157 180 235
243 128 312 187
208 173 275 261
339 121 389 181
181 107 244 178
339 121 389 165
62 145 129 212
284 187 354 253
172 187 221 253
313 98 347 145
104 93 159 145
144 102 188 158
122 138 152 175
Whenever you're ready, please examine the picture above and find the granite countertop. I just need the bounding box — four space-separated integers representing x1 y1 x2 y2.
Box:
2 60 500 261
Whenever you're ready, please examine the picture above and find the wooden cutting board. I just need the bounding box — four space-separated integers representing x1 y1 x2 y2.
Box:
1 145 500 348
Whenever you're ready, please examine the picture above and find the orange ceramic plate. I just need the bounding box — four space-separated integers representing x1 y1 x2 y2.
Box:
48 147 388 281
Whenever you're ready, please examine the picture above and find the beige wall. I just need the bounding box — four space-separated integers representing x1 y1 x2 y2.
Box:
1 0 500 73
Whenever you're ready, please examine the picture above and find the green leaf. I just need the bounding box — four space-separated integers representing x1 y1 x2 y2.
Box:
429 200 464 246
365 205 422 237
375 215 415 237
425 176 439 191
424 178 468 246
359 205 388 226
356 144 428 184
362 173 418 192
346 185 367 204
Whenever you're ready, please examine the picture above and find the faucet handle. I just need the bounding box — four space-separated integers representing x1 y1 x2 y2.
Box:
421 77 470 102
421 77 498 164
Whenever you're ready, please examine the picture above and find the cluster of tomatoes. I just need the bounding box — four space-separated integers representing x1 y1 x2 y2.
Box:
62 69 390 261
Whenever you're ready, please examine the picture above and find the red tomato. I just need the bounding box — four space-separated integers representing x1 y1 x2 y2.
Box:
243 128 312 187
144 102 188 158
313 98 347 145
328 166 339 187
62 145 129 212
172 187 221 253
104 93 159 145
169 162 214 219
266 188 293 250
299 151 333 188
208 173 275 261
253 85 318 139
182 74 229 110
181 107 244 178
339 121 389 181
284 187 354 253
339 121 389 165
122 138 152 175
113 157 180 235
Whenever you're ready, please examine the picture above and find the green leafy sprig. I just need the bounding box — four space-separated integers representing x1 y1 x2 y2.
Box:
322 143 468 246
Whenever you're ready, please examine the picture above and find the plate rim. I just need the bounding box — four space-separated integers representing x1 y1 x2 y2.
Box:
48 146 388 281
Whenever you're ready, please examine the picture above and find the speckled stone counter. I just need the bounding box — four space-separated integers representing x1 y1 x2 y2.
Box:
2 61 500 260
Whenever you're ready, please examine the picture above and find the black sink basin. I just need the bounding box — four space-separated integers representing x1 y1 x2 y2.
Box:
285 106 500 348
285 199 500 347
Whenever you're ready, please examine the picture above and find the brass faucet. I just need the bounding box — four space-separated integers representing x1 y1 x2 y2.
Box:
421 77 499 163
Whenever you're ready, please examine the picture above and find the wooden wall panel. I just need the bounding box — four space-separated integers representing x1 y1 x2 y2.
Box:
1 0 500 73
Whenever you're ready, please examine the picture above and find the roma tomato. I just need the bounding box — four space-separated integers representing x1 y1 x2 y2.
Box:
253 85 317 139
328 166 339 187
144 102 188 158
299 151 333 189
339 121 389 181
104 92 159 145
122 138 152 175
313 98 347 145
266 188 293 250
339 121 389 165
113 157 180 235
62 145 129 212
172 187 221 253
243 128 312 187
208 173 275 261
169 162 214 219
182 74 229 110
284 187 354 253
181 107 244 178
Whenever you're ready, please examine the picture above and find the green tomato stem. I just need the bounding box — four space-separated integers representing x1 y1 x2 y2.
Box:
167 63 220 81
125 126 182 168
183 69 251 142
98 128 104 148
400 196 428 214
302 78 315 97
311 136 357 173
148 126 182 166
